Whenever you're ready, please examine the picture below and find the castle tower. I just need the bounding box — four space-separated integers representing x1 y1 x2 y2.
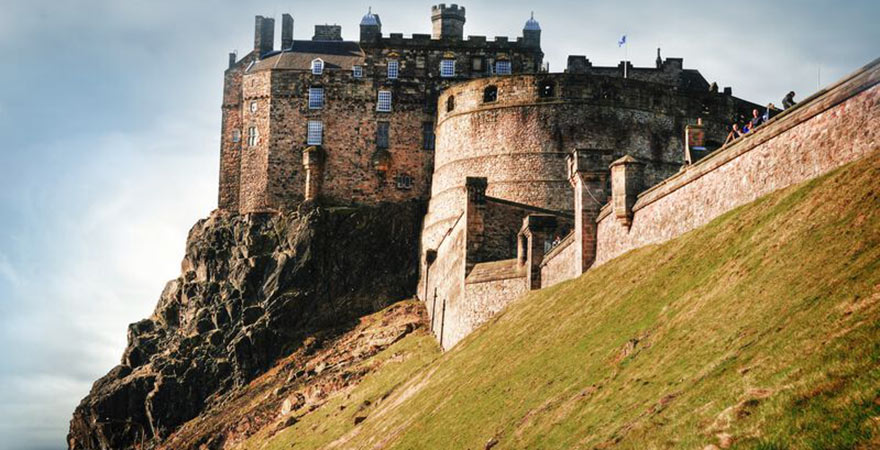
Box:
254 15 275 58
523 12 541 48
431 4 466 40
359 7 382 44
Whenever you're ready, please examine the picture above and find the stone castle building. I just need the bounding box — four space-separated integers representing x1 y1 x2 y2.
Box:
214 6 880 350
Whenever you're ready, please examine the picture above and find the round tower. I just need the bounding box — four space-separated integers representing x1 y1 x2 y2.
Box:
523 12 541 48
431 4 466 40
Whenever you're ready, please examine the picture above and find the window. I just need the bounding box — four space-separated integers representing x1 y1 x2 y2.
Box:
231 129 241 143
440 59 455 77
483 85 498 103
539 81 555 98
446 95 455 112
352 65 363 78
247 127 258 146
416 56 426 69
307 121 323 145
311 58 324 75
387 60 399 79
495 60 512 75
471 57 483 72
395 174 413 190
376 122 390 149
377 90 392 112
250 101 258 112
422 122 435 150
308 87 324 109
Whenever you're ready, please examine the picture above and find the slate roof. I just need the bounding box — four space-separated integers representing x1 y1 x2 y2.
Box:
250 40 365 72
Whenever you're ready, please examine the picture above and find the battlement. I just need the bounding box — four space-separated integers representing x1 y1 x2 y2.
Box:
432 4 466 17
432 3 466 40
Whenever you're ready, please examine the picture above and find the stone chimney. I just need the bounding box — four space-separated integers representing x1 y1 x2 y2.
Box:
313 24 343 41
281 14 294 50
254 16 275 58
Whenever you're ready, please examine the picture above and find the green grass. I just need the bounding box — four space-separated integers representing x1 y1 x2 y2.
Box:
249 151 880 449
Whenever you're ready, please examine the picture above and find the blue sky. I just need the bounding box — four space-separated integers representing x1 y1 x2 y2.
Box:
0 0 876 448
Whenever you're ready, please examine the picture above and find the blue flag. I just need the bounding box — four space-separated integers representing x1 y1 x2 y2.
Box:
618 35 627 47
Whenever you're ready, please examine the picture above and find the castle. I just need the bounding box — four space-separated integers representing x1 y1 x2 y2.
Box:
218 5 880 349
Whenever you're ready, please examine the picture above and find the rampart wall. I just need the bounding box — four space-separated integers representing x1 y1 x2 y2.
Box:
595 59 879 265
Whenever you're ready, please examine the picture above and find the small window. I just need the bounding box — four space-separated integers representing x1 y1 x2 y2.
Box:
440 59 455 77
311 58 324 75
249 101 257 113
387 60 399 79
422 122 435 150
308 87 324 109
231 129 241 143
539 81 555 98
495 60 512 75
395 174 413 190
247 126 258 146
483 85 498 103
377 90 392 112
471 57 483 72
352 65 363 78
307 121 323 145
376 122 390 149
446 95 455 112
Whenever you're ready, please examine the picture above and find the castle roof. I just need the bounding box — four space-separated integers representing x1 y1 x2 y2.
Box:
524 12 540 31
250 40 365 72
360 8 381 26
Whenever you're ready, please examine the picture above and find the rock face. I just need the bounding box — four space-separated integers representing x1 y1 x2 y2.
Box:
68 201 424 449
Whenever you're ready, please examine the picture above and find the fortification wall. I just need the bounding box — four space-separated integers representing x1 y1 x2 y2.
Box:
423 209 466 348
595 60 880 266
540 234 577 288
422 73 757 251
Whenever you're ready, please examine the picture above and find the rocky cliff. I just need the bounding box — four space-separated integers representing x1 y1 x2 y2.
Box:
68 201 425 449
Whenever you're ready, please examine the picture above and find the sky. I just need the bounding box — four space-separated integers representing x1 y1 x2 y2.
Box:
0 0 876 448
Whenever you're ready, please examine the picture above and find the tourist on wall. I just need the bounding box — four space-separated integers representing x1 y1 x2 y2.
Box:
782 91 797 109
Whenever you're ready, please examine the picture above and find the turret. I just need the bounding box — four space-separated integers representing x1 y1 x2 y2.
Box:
359 7 382 44
523 12 541 48
253 15 275 58
431 4 465 40
281 14 294 50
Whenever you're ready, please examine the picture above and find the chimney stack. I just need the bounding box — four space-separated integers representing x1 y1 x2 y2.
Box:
254 15 275 58
281 14 294 50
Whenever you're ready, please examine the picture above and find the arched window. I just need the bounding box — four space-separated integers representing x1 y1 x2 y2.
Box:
483 85 498 103
311 58 324 75
446 95 455 112
539 81 555 98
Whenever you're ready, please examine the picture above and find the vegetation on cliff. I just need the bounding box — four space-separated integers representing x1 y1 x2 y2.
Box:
246 152 880 449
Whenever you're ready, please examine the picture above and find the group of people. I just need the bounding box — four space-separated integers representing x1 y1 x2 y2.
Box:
724 91 797 146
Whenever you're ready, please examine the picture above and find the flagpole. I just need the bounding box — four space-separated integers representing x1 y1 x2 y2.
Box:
624 41 628 79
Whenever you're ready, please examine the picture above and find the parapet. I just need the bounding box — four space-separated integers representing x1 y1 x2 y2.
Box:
313 24 343 41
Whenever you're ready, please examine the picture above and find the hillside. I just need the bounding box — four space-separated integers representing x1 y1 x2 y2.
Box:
237 151 880 449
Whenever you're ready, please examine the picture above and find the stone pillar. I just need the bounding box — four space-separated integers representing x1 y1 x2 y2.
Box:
518 214 557 290
567 149 611 273
465 176 487 270
610 155 645 227
302 146 325 201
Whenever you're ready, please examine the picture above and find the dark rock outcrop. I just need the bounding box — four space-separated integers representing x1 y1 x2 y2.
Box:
68 201 424 449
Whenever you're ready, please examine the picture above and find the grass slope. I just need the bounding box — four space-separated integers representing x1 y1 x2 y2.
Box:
253 151 880 449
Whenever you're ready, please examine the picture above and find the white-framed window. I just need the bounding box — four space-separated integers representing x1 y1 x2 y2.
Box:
307 121 323 145
440 59 455 77
231 129 241 143
387 60 399 79
495 60 512 75
247 126 258 146
395 174 413 190
308 87 324 109
249 101 257 112
311 58 324 75
377 90 392 112
352 65 363 78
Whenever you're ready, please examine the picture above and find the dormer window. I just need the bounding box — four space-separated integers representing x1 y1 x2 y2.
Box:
387 60 399 79
308 87 324 109
353 65 363 78
495 60 512 75
440 58 455 78
311 58 324 75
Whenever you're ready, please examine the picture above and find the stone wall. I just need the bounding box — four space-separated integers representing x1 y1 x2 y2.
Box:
595 59 880 266
540 233 577 288
423 209 466 349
